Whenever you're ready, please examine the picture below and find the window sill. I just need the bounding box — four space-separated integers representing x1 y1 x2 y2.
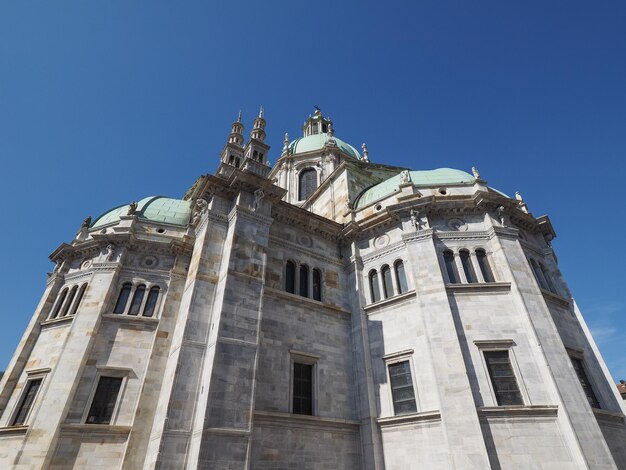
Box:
377 410 441 428
445 282 511 294
40 315 74 327
540 289 570 308
478 405 558 419
364 290 416 314
102 313 160 327
593 408 625 424
0 425 28 436
253 410 359 431
60 423 132 436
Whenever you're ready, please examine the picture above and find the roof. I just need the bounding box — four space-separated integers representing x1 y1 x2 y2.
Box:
91 196 192 228
354 168 476 209
289 133 360 159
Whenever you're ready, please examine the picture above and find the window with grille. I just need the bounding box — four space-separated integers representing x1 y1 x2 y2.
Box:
298 168 317 201
388 361 417 415
570 356 601 409
293 363 313 415
484 350 523 406
86 376 123 424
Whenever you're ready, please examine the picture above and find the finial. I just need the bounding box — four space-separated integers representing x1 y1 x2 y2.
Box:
237 110 242 122
328 122 334 137
515 191 529 214
361 143 369 162
81 216 92 228
515 191 523 201
314 105 321 115
282 132 289 154
259 105 264 118
471 166 480 179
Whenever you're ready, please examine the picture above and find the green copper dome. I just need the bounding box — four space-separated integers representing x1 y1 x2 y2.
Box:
354 168 476 209
91 196 192 228
289 133 361 159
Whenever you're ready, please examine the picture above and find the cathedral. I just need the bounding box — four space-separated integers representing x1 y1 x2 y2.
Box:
0 108 625 469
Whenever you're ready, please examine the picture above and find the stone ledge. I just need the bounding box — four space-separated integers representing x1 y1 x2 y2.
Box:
40 315 74 328
541 289 570 308
377 410 441 428
445 282 511 294
253 410 359 433
0 425 28 436
593 408 625 424
102 313 160 328
478 405 558 419
364 290 416 314
264 288 350 317
59 423 132 437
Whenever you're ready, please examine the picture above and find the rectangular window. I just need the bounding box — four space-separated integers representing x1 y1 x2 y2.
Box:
293 363 313 415
86 376 123 424
484 350 524 406
12 378 43 426
388 361 417 415
570 356 601 409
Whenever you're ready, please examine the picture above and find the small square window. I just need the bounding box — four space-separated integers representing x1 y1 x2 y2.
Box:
85 376 124 424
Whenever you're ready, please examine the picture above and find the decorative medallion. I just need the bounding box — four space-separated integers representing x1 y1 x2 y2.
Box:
447 218 468 231
142 256 159 268
374 234 390 248
298 235 312 247
80 259 92 270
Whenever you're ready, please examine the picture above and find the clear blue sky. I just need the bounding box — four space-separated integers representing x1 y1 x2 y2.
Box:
1 2 625 381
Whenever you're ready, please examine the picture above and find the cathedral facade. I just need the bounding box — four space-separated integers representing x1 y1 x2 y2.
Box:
0 109 625 469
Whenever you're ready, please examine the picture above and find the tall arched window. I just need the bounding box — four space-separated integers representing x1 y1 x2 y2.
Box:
540 263 556 293
312 269 322 301
128 285 146 316
143 286 160 317
369 270 381 303
443 250 458 283
459 250 477 283
529 259 547 290
299 265 309 297
114 283 132 314
50 288 68 319
298 168 317 201
381 265 393 299
476 249 495 283
69 283 87 316
285 261 296 294
60 285 78 317
394 260 408 294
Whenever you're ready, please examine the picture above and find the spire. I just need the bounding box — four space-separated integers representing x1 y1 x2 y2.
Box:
237 110 242 122
259 105 264 118
227 111 244 147
250 105 267 142
361 143 369 162
471 166 480 179
282 132 290 155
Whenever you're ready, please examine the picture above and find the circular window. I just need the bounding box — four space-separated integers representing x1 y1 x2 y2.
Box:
438 188 447 195
142 256 158 268
156 228 165 234
375 204 382 211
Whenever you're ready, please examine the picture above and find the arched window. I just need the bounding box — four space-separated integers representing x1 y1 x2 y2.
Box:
143 286 160 317
443 250 458 283
460 250 477 283
285 261 296 294
299 265 309 297
69 283 87 316
540 263 556 293
369 270 381 303
312 269 322 301
476 249 495 283
60 285 78 317
129 285 146 315
394 260 408 294
381 265 393 299
228 155 235 165
50 288 68 319
529 259 548 290
114 283 132 314
298 168 317 201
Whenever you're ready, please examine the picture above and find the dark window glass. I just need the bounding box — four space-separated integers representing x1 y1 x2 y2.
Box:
50 288 68 319
298 168 317 201
322 123 328 133
484 351 523 406
530 259 548 290
312 269 322 301
128 285 146 316
69 283 87 316
143 286 160 317
12 378 42 425
540 264 556 293
228 155 234 164
311 123 318 134
460 250 477 283
388 361 417 415
476 250 495 283
60 285 78 317
293 363 313 415
114 283 132 314
86 376 123 424
570 357 601 409
394 261 408 294
285 261 296 294
299 265 309 297
443 251 458 283
369 270 381 303
381 265 393 298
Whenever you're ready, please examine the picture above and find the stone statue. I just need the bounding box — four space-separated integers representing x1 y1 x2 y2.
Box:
81 216 92 228
127 201 138 216
53 259 63 273
400 170 411 184
361 143 369 162
106 243 116 262
191 198 209 227
472 167 480 179
252 189 264 212
496 205 507 226
410 209 420 230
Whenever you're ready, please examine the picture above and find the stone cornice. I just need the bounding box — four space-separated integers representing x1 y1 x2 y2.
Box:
477 405 559 419
59 423 132 437
363 290 417 315
264 287 350 317
267 236 343 267
253 410 359 433
445 282 512 294
402 228 435 244
360 240 406 265
272 201 343 241
377 410 441 428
